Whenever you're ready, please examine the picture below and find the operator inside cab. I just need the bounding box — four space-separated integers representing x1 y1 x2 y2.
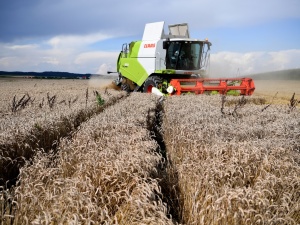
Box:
165 41 198 70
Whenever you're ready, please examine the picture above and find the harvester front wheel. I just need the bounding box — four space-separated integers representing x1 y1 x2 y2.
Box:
143 76 162 93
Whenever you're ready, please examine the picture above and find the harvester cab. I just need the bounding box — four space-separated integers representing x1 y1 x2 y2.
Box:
114 21 255 96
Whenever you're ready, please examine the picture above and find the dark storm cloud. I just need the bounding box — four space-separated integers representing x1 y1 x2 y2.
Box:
0 0 164 41
2 0 299 42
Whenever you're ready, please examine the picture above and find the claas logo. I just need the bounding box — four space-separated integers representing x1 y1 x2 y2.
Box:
144 43 156 48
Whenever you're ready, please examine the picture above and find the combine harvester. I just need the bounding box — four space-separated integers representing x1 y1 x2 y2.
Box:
111 21 255 96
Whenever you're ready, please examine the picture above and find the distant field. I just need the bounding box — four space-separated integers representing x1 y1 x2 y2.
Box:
0 78 113 115
253 80 300 103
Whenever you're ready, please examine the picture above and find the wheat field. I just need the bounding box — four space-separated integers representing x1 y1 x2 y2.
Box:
0 78 125 189
163 95 299 224
0 78 299 224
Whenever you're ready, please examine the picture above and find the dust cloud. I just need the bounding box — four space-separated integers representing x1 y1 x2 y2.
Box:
88 76 120 90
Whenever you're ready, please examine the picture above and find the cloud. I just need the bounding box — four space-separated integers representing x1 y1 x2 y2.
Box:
0 32 120 73
6 44 38 50
96 63 115 75
0 57 18 68
0 0 299 77
209 49 300 77
1 0 299 41
47 33 112 49
74 51 118 65
1 34 298 76
74 51 118 73
41 57 60 65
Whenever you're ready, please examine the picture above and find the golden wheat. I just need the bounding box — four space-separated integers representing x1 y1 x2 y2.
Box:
163 95 299 224
9 93 174 224
1 78 299 224
0 91 125 187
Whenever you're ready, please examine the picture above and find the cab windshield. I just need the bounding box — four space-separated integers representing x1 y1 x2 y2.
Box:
165 41 203 70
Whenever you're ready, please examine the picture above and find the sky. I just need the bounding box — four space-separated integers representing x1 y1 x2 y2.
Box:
0 0 300 77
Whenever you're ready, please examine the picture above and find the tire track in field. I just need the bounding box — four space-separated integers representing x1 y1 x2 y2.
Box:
147 97 181 224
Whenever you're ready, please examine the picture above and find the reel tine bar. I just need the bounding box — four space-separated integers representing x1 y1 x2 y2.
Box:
170 78 255 95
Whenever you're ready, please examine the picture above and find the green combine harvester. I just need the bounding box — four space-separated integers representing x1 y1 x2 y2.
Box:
112 21 255 96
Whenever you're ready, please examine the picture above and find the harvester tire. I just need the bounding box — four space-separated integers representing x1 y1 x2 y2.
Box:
121 83 131 92
143 76 162 93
